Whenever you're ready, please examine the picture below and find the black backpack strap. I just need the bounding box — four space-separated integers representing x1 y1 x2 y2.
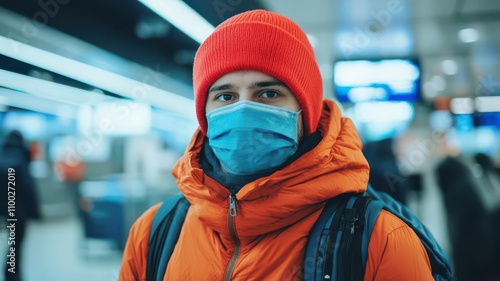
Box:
322 195 355 280
303 193 356 280
336 196 373 281
304 193 381 281
146 193 190 281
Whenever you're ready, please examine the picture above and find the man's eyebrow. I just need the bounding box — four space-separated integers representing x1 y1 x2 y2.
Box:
250 81 288 89
209 84 235 93
208 80 288 93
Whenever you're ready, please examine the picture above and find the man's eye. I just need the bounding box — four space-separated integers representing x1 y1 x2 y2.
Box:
260 91 280 99
216 94 234 101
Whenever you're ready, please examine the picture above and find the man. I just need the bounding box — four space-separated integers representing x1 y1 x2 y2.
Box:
119 9 433 280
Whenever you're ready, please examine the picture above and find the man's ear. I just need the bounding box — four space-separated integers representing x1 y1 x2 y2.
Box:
297 111 305 143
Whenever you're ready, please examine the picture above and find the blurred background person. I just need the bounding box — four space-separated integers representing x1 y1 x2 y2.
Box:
473 152 500 213
0 130 41 281
436 155 500 281
363 137 410 205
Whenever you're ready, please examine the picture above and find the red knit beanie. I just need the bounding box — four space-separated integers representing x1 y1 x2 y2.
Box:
193 9 323 136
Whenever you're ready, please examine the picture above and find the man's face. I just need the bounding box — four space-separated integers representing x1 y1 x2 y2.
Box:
205 70 304 140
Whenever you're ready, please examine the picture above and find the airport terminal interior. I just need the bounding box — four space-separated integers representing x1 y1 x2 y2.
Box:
0 0 500 280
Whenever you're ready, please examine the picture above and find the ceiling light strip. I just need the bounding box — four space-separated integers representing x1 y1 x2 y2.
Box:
0 35 195 118
0 87 78 119
476 96 500 113
139 0 215 44
0 69 114 106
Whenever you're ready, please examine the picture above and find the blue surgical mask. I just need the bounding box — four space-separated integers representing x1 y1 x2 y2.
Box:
206 101 301 175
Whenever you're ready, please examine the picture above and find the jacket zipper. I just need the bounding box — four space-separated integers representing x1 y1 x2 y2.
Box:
224 189 240 281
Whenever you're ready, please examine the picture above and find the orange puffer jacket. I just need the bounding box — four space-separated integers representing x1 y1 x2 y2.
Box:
119 100 433 281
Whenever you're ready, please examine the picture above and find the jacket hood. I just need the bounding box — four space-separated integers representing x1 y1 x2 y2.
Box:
172 99 369 240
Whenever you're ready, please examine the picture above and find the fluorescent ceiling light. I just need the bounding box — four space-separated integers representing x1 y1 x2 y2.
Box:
0 88 78 119
354 101 414 123
0 35 195 119
450 98 474 114
475 96 500 113
0 69 114 106
93 101 152 135
441 60 458 76
458 28 479 43
139 0 215 44
334 60 419 86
